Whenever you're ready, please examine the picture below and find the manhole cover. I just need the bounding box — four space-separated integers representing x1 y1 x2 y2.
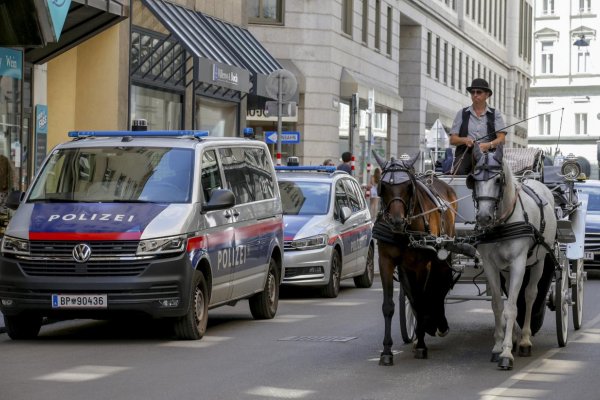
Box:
278 336 357 342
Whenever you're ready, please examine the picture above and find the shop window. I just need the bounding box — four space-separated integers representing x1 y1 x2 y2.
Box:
248 0 284 24
195 96 238 137
130 85 182 130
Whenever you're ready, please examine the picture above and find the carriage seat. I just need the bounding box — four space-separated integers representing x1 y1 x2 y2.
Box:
542 166 578 212
503 148 544 177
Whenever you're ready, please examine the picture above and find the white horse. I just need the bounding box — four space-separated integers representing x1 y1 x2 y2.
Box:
467 145 557 370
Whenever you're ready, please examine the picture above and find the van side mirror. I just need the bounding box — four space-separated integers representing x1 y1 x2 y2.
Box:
5 191 23 210
203 189 235 211
340 206 352 223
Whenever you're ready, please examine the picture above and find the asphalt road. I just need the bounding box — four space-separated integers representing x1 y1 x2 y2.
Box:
1 275 600 400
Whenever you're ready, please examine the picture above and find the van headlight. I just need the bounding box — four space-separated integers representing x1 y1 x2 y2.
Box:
137 235 186 256
290 234 328 250
1 236 30 255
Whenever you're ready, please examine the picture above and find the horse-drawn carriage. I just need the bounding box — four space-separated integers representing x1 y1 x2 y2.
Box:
372 146 587 370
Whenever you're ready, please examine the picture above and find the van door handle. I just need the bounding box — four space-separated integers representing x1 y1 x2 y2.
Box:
224 211 233 218
232 209 240 217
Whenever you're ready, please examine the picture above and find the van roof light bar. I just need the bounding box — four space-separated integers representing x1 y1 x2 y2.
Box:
68 130 210 138
275 166 337 173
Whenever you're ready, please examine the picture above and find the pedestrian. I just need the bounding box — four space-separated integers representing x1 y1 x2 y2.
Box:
337 151 352 174
369 167 381 220
323 159 335 166
449 78 507 175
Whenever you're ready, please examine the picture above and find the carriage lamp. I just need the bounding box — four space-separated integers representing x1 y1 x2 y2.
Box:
560 154 581 180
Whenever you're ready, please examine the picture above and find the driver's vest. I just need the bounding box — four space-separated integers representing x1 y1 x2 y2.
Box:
453 107 496 175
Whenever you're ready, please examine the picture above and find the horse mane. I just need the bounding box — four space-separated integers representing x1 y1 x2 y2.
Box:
499 159 517 214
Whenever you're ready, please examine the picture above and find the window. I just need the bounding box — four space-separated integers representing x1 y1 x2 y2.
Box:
435 36 440 79
247 0 283 24
195 97 237 137
577 50 589 73
542 0 554 15
375 0 381 50
458 52 463 91
580 0 591 12
427 31 432 75
575 113 588 135
541 41 554 74
342 0 353 35
130 85 182 130
466 0 470 15
451 47 456 88
386 6 392 55
200 150 223 203
443 42 448 84
219 147 275 204
538 114 551 135
362 0 369 44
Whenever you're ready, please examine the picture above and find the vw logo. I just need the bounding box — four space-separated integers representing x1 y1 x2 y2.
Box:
72 244 92 263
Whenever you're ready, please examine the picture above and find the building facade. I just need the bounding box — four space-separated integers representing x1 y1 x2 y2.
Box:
249 0 533 182
528 0 599 179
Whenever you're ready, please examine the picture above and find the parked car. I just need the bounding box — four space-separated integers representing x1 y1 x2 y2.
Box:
575 179 600 270
276 166 375 298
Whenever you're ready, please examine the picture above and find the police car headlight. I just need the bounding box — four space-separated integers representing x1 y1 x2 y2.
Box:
1 236 30 255
290 234 328 250
137 235 186 256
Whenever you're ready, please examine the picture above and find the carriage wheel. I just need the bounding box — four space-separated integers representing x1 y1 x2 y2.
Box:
399 286 416 344
572 259 584 330
555 260 569 347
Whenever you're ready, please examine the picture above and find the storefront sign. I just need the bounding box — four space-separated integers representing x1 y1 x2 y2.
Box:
246 107 298 122
35 105 48 173
0 48 22 79
197 58 250 93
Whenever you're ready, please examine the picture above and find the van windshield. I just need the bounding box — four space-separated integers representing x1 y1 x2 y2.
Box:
29 147 194 203
278 181 331 215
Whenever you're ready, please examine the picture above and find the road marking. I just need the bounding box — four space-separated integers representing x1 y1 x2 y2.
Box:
317 301 366 306
35 365 130 382
254 314 317 323
160 335 232 348
479 311 600 399
467 308 494 314
246 386 314 398
368 349 403 362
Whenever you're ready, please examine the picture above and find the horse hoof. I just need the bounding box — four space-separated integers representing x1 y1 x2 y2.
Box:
518 345 532 357
414 348 428 359
437 327 449 337
379 353 394 366
490 352 500 363
497 357 513 370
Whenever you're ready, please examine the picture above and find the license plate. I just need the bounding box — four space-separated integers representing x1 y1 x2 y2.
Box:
584 252 595 260
51 294 107 309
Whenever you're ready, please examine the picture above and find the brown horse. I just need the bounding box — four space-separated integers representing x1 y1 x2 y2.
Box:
373 153 460 365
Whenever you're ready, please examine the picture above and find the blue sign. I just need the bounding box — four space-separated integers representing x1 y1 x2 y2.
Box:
48 0 72 41
265 131 301 144
36 105 48 134
35 105 48 174
0 48 22 79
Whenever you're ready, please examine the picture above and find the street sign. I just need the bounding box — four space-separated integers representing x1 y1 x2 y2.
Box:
265 101 297 117
265 131 301 144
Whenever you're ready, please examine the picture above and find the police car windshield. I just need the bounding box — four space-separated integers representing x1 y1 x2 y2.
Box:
278 181 331 215
29 147 194 203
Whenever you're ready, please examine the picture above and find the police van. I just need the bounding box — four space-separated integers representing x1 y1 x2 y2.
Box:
0 129 284 340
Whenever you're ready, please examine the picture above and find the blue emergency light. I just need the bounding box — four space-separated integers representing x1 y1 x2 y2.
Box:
275 166 337 173
68 130 209 138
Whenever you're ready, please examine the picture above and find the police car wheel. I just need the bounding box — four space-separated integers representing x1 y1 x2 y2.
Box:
249 258 279 320
173 272 208 340
321 250 341 298
354 244 375 288
4 313 42 340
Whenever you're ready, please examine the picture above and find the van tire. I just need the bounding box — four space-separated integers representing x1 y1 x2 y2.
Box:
354 244 375 288
5 314 42 340
321 250 341 298
174 272 209 340
249 258 279 319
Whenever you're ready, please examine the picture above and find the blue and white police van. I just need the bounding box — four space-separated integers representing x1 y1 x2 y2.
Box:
0 129 284 340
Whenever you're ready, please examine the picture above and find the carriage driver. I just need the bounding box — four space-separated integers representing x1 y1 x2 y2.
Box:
448 78 508 175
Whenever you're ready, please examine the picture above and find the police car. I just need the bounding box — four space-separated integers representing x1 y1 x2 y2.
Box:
0 128 284 340
276 166 374 297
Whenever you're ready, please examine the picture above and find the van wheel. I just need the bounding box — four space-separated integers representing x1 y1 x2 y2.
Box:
249 258 279 319
354 244 375 288
4 314 42 340
321 250 341 298
173 272 209 340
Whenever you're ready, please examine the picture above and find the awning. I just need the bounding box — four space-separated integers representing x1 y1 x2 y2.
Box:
340 68 403 112
23 0 128 64
143 0 283 96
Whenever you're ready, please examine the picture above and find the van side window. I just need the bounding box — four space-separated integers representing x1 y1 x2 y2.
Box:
342 179 362 212
219 147 275 204
334 180 350 220
200 150 222 202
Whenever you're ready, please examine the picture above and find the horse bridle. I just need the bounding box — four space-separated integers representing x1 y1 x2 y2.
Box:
378 163 421 231
468 152 506 226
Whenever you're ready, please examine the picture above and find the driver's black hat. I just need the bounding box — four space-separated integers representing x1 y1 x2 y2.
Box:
467 78 492 96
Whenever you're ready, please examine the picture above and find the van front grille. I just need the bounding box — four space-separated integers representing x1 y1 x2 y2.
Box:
29 241 139 257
